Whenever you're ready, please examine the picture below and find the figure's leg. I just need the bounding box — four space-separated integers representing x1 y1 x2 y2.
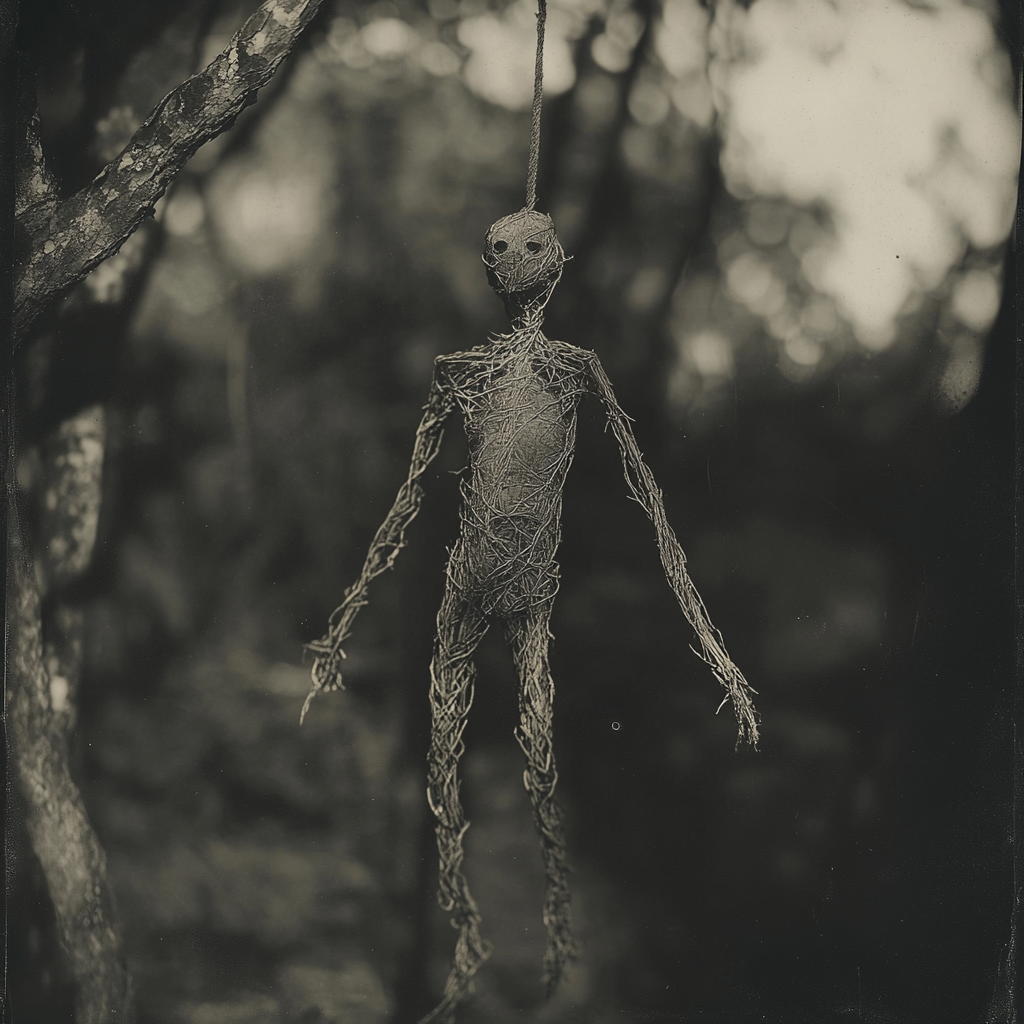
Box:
503 601 579 996
421 581 491 1024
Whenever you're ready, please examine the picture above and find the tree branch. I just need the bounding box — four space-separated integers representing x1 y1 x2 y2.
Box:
13 0 326 344
9 564 131 1024
15 110 59 238
7 407 133 1022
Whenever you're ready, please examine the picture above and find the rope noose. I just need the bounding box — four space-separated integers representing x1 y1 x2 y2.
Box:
525 0 547 211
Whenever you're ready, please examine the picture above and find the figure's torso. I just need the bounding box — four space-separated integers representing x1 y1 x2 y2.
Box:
439 337 590 614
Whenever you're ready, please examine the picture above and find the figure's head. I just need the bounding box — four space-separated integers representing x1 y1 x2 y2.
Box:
483 209 565 322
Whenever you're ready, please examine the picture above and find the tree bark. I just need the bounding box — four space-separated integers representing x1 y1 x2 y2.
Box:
7 408 133 1024
13 0 326 344
7 1 326 1017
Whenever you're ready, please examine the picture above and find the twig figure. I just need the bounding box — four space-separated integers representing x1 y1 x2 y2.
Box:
304 209 759 1023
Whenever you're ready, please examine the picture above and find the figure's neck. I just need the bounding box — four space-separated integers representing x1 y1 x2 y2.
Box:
494 314 545 353
499 278 556 329
503 297 543 327
509 311 544 334
490 285 556 355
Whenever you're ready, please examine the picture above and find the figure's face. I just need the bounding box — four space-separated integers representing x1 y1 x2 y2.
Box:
483 210 565 304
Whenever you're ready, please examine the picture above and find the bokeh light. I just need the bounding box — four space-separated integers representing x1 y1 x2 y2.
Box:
206 98 338 278
656 0 715 128
213 169 327 275
709 0 1018 352
459 0 580 109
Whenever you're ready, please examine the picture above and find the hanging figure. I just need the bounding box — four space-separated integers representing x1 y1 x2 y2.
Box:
302 208 759 1023
302 4 757 1022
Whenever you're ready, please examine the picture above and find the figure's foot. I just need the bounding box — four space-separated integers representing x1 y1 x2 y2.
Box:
417 919 493 1024
541 919 580 998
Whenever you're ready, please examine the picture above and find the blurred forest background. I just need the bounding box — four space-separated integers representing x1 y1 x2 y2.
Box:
6 0 1020 1021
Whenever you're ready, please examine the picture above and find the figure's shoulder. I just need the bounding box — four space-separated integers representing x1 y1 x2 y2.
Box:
545 338 595 366
433 347 489 380
546 337 588 354
544 340 600 385
435 346 489 367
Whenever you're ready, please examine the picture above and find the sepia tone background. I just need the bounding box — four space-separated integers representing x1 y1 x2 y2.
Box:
6 0 1019 1020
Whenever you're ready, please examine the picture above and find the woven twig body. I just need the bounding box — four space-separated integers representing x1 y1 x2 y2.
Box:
423 328 589 1021
305 220 757 1024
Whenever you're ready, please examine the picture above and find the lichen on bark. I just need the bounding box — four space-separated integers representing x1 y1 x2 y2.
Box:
12 0 326 343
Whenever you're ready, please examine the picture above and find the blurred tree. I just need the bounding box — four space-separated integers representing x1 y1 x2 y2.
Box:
6 2 326 1020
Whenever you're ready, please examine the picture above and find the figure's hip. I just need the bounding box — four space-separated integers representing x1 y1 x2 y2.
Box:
446 532 561 618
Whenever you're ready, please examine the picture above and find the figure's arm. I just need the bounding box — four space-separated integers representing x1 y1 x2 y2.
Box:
587 353 759 747
301 363 455 723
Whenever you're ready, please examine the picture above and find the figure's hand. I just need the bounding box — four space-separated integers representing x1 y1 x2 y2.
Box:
714 669 760 749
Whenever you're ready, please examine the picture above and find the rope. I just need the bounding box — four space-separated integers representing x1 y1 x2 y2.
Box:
525 0 547 211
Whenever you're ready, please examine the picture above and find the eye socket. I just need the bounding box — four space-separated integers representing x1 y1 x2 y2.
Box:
493 240 508 253
526 241 543 253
